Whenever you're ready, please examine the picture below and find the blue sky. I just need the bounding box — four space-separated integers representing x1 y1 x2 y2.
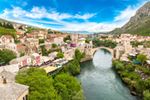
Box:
0 0 149 32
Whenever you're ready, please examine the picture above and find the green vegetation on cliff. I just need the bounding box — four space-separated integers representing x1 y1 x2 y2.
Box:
111 18 150 36
0 20 16 38
0 26 16 38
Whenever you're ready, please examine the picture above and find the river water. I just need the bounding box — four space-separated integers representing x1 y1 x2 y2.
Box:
77 49 137 100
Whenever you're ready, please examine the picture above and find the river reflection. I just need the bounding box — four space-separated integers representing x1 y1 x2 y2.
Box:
77 49 137 100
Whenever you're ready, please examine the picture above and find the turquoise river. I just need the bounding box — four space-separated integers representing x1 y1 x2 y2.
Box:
77 49 138 100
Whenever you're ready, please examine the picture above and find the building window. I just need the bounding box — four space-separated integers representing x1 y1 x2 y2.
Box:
23 95 28 100
23 96 26 100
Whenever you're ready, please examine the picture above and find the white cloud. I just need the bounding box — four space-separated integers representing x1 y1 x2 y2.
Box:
114 0 150 25
0 9 9 18
0 1 148 32
55 5 139 32
114 6 137 24
54 21 120 32
47 11 72 20
26 7 47 19
12 7 27 18
0 6 95 21
59 1 145 33
74 13 96 20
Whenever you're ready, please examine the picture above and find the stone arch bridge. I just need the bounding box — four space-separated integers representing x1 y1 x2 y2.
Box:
85 47 117 59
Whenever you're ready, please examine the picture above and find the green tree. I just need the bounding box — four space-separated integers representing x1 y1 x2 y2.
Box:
0 49 16 64
144 90 150 100
62 49 85 76
113 60 125 71
0 22 2 26
16 68 61 100
54 73 84 100
57 52 64 58
25 27 36 33
52 43 57 48
130 41 143 47
85 38 90 43
92 38 117 48
41 46 48 56
74 49 85 62
20 52 25 57
54 82 69 100
6 23 14 29
39 39 48 56
63 35 71 43
92 38 100 47
136 54 147 66
67 60 80 75
39 39 44 44
16 68 84 100
2 23 14 29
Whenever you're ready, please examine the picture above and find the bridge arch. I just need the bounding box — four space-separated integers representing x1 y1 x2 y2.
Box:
92 47 115 59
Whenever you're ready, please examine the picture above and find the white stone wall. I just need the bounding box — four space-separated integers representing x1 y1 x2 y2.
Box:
0 64 19 74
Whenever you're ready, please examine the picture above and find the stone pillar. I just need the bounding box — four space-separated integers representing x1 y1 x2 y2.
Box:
114 49 120 59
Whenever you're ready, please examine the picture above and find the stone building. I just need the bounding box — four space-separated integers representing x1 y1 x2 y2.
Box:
0 70 29 100
0 35 17 52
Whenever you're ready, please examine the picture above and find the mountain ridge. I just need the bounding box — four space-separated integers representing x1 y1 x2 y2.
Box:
110 1 150 36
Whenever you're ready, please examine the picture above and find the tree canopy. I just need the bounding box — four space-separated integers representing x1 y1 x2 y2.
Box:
52 43 58 48
92 38 117 48
136 54 147 65
0 49 16 65
57 52 64 58
63 35 71 43
39 39 44 44
16 68 60 100
16 68 84 100
54 73 84 100
39 39 48 56
0 22 14 29
62 49 85 76
74 49 85 62
144 90 150 100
